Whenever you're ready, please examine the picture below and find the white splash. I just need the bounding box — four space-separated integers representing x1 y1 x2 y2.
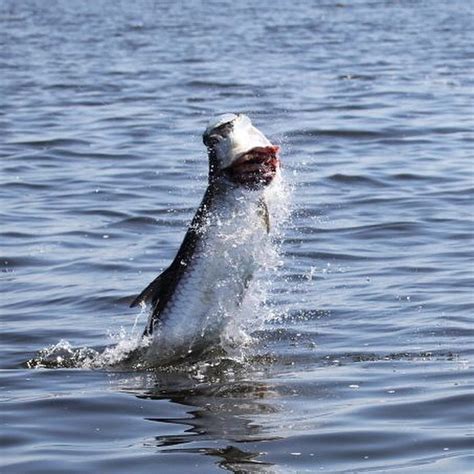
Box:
27 171 292 370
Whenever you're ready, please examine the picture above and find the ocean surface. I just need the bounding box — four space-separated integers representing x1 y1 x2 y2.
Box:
1 0 473 472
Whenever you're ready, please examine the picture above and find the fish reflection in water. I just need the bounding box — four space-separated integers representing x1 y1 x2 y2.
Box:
113 365 283 473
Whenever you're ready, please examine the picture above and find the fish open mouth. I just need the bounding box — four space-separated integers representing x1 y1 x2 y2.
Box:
223 145 280 189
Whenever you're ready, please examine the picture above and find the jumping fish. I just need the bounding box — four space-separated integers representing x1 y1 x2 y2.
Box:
131 113 282 363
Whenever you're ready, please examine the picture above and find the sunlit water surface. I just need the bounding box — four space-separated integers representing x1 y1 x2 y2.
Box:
1 1 473 473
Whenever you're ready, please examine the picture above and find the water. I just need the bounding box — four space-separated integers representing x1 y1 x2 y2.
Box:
1 0 473 472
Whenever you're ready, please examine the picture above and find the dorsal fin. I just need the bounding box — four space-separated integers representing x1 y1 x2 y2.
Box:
130 185 216 335
129 265 174 308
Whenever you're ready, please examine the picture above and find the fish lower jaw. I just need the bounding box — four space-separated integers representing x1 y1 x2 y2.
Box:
219 146 280 190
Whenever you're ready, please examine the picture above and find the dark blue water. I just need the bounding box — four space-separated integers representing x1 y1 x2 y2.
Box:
1 0 473 472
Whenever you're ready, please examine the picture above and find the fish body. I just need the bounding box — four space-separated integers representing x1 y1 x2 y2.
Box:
131 114 281 363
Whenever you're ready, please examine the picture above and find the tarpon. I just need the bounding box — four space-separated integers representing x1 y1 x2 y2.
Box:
131 113 282 363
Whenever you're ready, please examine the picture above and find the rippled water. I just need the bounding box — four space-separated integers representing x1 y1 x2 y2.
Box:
2 0 473 472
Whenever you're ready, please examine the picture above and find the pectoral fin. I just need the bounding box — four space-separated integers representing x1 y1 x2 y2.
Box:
257 197 270 233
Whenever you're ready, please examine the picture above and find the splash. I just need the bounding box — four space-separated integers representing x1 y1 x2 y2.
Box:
210 175 293 362
27 174 293 371
26 305 150 369
25 339 99 369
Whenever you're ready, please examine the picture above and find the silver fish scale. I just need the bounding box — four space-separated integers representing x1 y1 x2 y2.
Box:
146 189 268 360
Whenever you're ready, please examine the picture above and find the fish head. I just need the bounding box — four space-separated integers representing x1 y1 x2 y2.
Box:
203 113 280 189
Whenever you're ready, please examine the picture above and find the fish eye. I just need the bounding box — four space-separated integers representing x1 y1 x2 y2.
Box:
203 134 219 147
213 121 234 134
203 118 235 147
